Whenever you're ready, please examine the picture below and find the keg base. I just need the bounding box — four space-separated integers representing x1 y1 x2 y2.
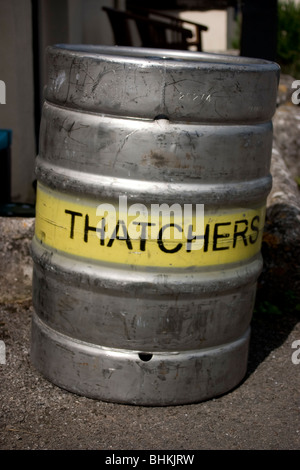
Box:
31 311 250 406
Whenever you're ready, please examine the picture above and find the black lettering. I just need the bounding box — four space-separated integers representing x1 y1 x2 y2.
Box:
204 224 210 252
186 224 204 252
249 215 260 244
233 220 248 248
107 220 133 250
213 222 231 251
157 223 183 254
84 214 98 243
132 221 155 251
65 209 82 239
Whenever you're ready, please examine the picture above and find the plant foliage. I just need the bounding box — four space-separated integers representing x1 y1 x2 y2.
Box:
277 0 300 77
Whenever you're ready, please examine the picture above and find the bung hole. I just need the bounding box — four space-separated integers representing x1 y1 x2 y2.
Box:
138 353 153 362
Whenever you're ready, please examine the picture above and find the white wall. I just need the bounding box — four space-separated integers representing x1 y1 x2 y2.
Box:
0 0 36 203
179 9 229 53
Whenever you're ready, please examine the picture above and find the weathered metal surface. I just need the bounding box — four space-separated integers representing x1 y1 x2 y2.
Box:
31 45 279 405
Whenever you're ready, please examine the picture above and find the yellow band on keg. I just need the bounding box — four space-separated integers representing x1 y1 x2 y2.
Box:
34 183 265 268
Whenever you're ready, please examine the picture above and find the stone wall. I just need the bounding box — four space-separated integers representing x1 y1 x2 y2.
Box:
258 74 300 311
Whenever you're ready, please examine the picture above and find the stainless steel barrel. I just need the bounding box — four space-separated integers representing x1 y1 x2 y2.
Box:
31 45 279 405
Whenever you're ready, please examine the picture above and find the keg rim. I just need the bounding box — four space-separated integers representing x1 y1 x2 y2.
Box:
51 44 280 72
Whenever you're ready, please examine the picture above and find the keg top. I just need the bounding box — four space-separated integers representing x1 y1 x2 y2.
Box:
45 44 280 123
52 44 279 68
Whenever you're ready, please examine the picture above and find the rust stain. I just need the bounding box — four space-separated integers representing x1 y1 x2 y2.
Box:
141 151 193 170
262 232 280 247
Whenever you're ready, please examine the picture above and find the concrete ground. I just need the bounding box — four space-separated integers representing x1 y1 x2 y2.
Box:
0 217 299 451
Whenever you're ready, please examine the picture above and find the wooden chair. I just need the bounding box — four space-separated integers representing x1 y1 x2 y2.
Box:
103 7 207 51
129 7 208 51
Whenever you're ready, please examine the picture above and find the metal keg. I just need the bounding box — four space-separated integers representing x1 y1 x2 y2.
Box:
31 45 279 405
